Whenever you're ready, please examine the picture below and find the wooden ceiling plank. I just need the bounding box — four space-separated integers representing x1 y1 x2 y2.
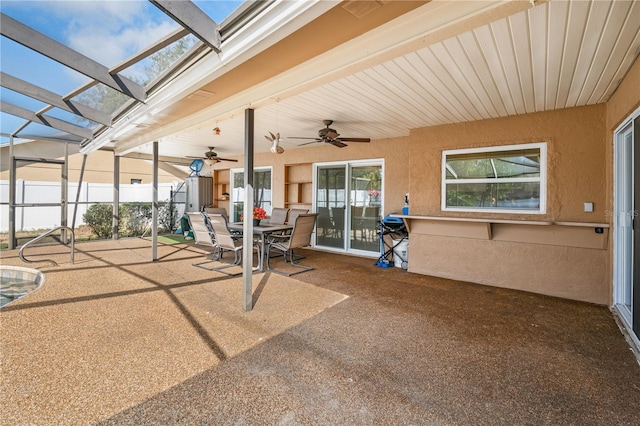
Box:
587 0 640 104
430 41 486 121
490 18 527 115
471 25 513 116
508 11 536 114
446 33 501 119
528 4 548 112
379 60 445 124
417 45 481 123
566 0 612 107
554 0 591 109
544 1 568 110
359 67 430 124
396 53 459 124
344 72 426 126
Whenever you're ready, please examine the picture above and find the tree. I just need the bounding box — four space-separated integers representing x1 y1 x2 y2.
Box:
143 36 195 81
75 35 196 116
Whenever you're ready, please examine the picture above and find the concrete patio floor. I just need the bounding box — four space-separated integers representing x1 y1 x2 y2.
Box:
1 238 639 425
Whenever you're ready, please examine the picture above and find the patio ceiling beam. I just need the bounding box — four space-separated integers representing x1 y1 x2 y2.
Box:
156 161 189 179
121 152 193 166
0 101 93 140
150 0 221 53
0 72 112 126
0 13 147 102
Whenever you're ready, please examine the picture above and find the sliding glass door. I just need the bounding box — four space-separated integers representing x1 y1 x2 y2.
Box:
316 165 346 249
613 107 639 347
315 161 382 255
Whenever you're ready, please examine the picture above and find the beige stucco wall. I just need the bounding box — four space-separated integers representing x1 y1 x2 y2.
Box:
404 105 610 305
604 55 640 305
606 55 640 132
409 104 608 222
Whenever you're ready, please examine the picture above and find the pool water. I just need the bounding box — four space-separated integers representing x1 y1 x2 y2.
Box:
0 266 45 308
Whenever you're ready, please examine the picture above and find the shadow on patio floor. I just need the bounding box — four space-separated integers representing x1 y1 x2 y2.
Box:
1 238 639 424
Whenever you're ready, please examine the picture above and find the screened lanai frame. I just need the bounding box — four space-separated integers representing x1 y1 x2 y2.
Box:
1 0 273 251
0 0 271 145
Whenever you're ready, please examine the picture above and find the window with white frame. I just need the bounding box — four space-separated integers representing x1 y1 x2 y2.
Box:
442 143 546 213
230 168 272 222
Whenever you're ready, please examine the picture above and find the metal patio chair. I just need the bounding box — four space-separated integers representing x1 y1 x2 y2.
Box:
266 213 318 276
205 213 260 276
269 207 289 225
186 212 222 268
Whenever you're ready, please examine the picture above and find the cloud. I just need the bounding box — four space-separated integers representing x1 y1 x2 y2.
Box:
68 19 179 67
60 1 179 66
13 1 180 85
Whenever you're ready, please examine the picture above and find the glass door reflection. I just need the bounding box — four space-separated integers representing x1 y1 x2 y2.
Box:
315 165 346 249
349 165 381 252
315 163 382 254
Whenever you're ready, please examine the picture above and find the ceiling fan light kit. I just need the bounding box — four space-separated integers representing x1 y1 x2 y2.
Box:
289 120 371 148
265 132 285 154
187 146 238 163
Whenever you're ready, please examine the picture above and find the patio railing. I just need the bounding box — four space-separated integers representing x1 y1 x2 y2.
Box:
19 226 75 267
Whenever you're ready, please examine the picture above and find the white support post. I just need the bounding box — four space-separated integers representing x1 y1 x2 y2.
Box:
152 141 159 261
113 154 120 240
242 185 254 311
61 142 69 243
242 108 255 312
8 135 15 249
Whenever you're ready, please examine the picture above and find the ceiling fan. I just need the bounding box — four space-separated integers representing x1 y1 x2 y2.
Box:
289 120 370 148
188 147 238 163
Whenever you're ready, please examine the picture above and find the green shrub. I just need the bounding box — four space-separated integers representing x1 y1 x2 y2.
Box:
83 204 113 239
119 203 151 237
83 201 178 238
158 201 178 232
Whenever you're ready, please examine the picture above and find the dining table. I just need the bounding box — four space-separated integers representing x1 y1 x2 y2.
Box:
228 222 293 272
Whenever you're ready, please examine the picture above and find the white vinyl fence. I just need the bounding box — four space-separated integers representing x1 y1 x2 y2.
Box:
0 180 185 232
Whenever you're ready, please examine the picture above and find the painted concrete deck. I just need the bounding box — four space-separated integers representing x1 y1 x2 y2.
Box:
1 238 639 425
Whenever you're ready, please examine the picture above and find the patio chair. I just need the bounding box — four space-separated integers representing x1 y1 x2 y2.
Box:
204 207 228 220
269 207 289 225
286 208 309 226
330 206 345 238
205 213 259 276
186 212 222 267
362 206 380 241
317 207 332 237
266 213 318 276
283 208 309 260
203 207 237 236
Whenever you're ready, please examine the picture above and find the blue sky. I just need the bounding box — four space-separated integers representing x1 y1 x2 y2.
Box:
0 0 242 141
